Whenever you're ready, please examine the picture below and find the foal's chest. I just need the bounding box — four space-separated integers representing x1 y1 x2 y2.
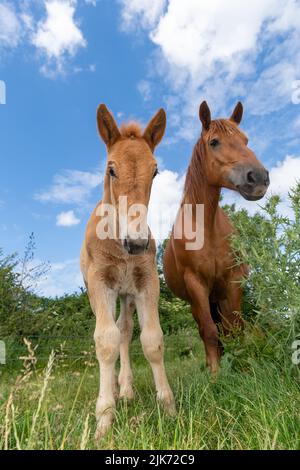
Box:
102 259 150 295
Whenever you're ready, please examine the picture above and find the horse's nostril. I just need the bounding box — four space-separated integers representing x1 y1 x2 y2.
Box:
264 171 270 186
246 171 256 185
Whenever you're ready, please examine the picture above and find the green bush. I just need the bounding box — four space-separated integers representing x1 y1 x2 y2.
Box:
222 184 300 370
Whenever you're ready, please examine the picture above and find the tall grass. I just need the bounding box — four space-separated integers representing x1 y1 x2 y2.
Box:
1 333 300 450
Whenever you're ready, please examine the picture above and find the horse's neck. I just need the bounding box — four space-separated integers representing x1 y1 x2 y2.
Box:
183 141 221 228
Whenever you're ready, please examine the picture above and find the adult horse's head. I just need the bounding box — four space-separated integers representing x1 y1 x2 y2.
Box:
199 101 269 201
97 104 166 255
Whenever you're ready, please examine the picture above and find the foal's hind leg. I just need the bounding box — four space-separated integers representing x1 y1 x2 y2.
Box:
117 296 135 400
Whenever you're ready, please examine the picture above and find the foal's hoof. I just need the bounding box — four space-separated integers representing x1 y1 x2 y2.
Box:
94 412 114 441
158 392 177 417
119 386 135 401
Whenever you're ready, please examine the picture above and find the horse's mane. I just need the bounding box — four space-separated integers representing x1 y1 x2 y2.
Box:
184 119 243 206
120 122 143 139
184 139 206 206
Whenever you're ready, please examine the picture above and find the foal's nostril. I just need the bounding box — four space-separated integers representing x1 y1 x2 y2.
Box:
246 171 256 185
123 237 149 255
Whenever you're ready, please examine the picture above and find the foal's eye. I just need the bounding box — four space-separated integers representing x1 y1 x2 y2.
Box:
153 168 159 178
108 167 117 178
210 138 220 148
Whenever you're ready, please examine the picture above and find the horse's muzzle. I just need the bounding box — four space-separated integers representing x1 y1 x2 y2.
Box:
230 165 270 201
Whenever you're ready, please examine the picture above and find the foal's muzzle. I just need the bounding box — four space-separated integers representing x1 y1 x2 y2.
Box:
123 236 150 255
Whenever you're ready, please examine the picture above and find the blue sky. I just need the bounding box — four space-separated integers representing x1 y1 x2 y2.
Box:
0 0 300 296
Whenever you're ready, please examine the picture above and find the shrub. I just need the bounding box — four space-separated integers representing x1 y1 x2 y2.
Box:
223 184 300 370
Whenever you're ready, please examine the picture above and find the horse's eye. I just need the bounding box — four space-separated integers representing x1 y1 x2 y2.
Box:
210 138 220 148
153 168 159 178
109 167 117 178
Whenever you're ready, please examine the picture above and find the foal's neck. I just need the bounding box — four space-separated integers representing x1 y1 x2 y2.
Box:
183 138 221 227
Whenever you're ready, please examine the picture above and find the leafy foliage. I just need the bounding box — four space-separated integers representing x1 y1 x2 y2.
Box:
222 184 300 370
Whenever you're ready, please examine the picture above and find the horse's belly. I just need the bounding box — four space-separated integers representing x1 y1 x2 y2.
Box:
210 279 228 302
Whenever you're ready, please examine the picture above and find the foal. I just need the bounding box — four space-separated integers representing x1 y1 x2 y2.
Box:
164 102 270 374
81 104 175 439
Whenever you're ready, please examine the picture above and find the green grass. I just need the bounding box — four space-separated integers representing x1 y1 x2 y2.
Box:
1 330 300 450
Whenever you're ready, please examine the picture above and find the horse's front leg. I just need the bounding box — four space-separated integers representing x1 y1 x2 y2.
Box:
135 279 176 416
219 267 245 335
88 273 119 440
184 270 220 374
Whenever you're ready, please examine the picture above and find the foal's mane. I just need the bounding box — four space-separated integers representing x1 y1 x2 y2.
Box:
184 119 242 206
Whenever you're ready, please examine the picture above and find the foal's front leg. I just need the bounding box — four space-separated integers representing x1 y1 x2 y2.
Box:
88 275 119 440
135 280 176 416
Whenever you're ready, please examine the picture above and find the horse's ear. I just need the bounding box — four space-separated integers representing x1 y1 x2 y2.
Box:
230 101 243 125
199 101 211 130
143 108 166 151
97 104 121 148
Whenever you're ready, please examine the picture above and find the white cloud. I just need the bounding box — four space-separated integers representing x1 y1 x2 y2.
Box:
56 210 80 226
32 0 87 75
0 1 88 76
35 258 83 297
120 0 300 139
0 2 21 47
148 169 185 242
268 154 300 196
120 0 166 30
35 169 101 205
138 79 152 101
84 0 98 6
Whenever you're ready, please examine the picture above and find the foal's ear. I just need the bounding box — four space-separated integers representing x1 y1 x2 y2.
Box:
143 108 166 151
97 104 121 148
230 101 243 125
199 101 211 131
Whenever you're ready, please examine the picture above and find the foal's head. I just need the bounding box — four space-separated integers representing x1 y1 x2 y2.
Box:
198 101 269 201
97 104 166 254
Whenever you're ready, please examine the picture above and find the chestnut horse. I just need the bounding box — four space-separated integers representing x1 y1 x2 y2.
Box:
81 104 175 439
163 101 270 374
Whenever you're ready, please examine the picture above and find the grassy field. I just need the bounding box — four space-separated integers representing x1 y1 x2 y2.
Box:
1 329 300 450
